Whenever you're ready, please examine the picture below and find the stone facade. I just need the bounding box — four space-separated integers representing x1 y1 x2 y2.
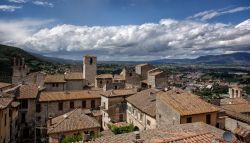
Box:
135 64 155 80
95 78 112 88
156 95 218 127
83 55 97 85
126 102 156 130
44 83 66 91
12 56 29 84
147 68 168 89
120 68 141 87
0 107 10 143
229 86 242 98
101 96 127 130
36 99 101 126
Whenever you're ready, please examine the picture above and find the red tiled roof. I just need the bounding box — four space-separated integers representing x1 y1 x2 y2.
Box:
44 74 66 83
96 74 113 79
65 72 83 80
17 84 39 99
101 88 137 98
0 82 12 89
47 108 100 134
157 88 219 116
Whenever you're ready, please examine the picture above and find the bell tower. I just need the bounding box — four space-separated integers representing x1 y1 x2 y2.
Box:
83 55 97 85
12 55 29 84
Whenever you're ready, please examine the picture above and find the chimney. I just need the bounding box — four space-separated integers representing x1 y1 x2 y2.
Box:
49 117 53 126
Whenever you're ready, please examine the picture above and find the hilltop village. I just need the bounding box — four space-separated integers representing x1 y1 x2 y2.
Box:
0 55 250 143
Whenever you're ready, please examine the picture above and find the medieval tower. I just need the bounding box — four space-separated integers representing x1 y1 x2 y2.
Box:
83 55 97 85
12 55 29 84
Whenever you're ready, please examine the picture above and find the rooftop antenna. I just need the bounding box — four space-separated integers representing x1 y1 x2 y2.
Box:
223 131 233 142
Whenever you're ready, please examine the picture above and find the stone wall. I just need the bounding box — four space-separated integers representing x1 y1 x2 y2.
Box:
0 108 10 143
83 56 97 85
45 83 65 91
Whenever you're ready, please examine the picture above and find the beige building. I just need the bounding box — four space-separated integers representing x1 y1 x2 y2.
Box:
229 85 243 98
135 64 155 80
16 84 40 142
126 89 160 131
147 68 168 89
95 74 113 88
44 74 66 91
0 93 19 143
64 72 86 90
47 108 100 143
83 55 97 85
12 56 30 84
156 88 219 127
100 89 137 130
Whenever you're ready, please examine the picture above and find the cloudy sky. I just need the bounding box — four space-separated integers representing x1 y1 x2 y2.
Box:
0 0 250 61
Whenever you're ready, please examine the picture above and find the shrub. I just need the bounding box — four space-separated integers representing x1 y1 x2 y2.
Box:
61 134 83 143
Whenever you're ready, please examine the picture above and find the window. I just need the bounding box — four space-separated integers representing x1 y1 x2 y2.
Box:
147 119 151 126
91 100 95 108
52 83 59 87
206 114 211 124
119 114 123 122
89 58 93 65
115 86 118 89
82 100 86 108
58 102 63 111
70 101 74 109
100 80 102 84
187 117 192 123
140 113 143 121
4 113 6 126
129 73 132 76
106 81 109 84
21 112 26 123
21 100 28 109
36 103 41 113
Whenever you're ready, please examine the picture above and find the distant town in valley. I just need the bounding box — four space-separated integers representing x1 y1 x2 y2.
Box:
1 0 250 143
0 43 249 143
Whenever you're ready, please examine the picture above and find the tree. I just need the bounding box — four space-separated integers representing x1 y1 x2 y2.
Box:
61 134 83 143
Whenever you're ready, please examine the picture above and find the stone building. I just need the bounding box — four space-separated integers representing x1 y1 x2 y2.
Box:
95 74 113 88
120 67 142 88
156 88 219 127
229 85 243 98
100 89 137 130
83 55 97 85
135 64 155 80
12 56 30 84
64 72 86 90
47 108 100 143
15 84 40 142
126 89 160 131
147 68 168 89
44 74 66 91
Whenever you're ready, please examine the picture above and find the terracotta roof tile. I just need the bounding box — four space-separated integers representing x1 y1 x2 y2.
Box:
39 90 101 102
65 72 83 80
17 84 39 99
136 63 149 67
96 74 113 79
85 122 228 143
44 74 66 83
101 88 137 98
0 82 12 89
0 95 13 109
126 89 160 117
157 88 219 116
47 108 100 134
113 75 125 80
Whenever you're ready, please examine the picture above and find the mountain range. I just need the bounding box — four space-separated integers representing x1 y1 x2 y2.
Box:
0 44 250 67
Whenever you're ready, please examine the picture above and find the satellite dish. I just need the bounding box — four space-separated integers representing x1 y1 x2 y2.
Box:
223 131 233 142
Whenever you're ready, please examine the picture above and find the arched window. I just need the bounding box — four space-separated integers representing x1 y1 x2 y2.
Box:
89 58 93 65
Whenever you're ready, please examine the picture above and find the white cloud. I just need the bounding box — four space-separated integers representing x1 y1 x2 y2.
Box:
0 18 250 61
188 6 250 21
8 0 27 3
0 5 22 12
32 1 54 7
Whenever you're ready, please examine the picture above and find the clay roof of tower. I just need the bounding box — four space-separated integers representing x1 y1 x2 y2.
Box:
17 84 39 99
113 74 125 80
64 72 83 80
157 88 219 116
39 90 101 102
136 63 149 67
126 88 160 117
47 108 100 134
44 74 66 83
96 74 113 79
101 88 137 98
0 82 12 89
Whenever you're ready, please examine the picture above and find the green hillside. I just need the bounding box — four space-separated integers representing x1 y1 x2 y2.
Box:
0 44 68 82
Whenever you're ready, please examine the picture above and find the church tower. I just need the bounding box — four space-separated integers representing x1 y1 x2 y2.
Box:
83 55 97 85
12 55 29 84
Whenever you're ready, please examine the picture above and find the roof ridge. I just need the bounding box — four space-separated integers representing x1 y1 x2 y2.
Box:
48 108 78 133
